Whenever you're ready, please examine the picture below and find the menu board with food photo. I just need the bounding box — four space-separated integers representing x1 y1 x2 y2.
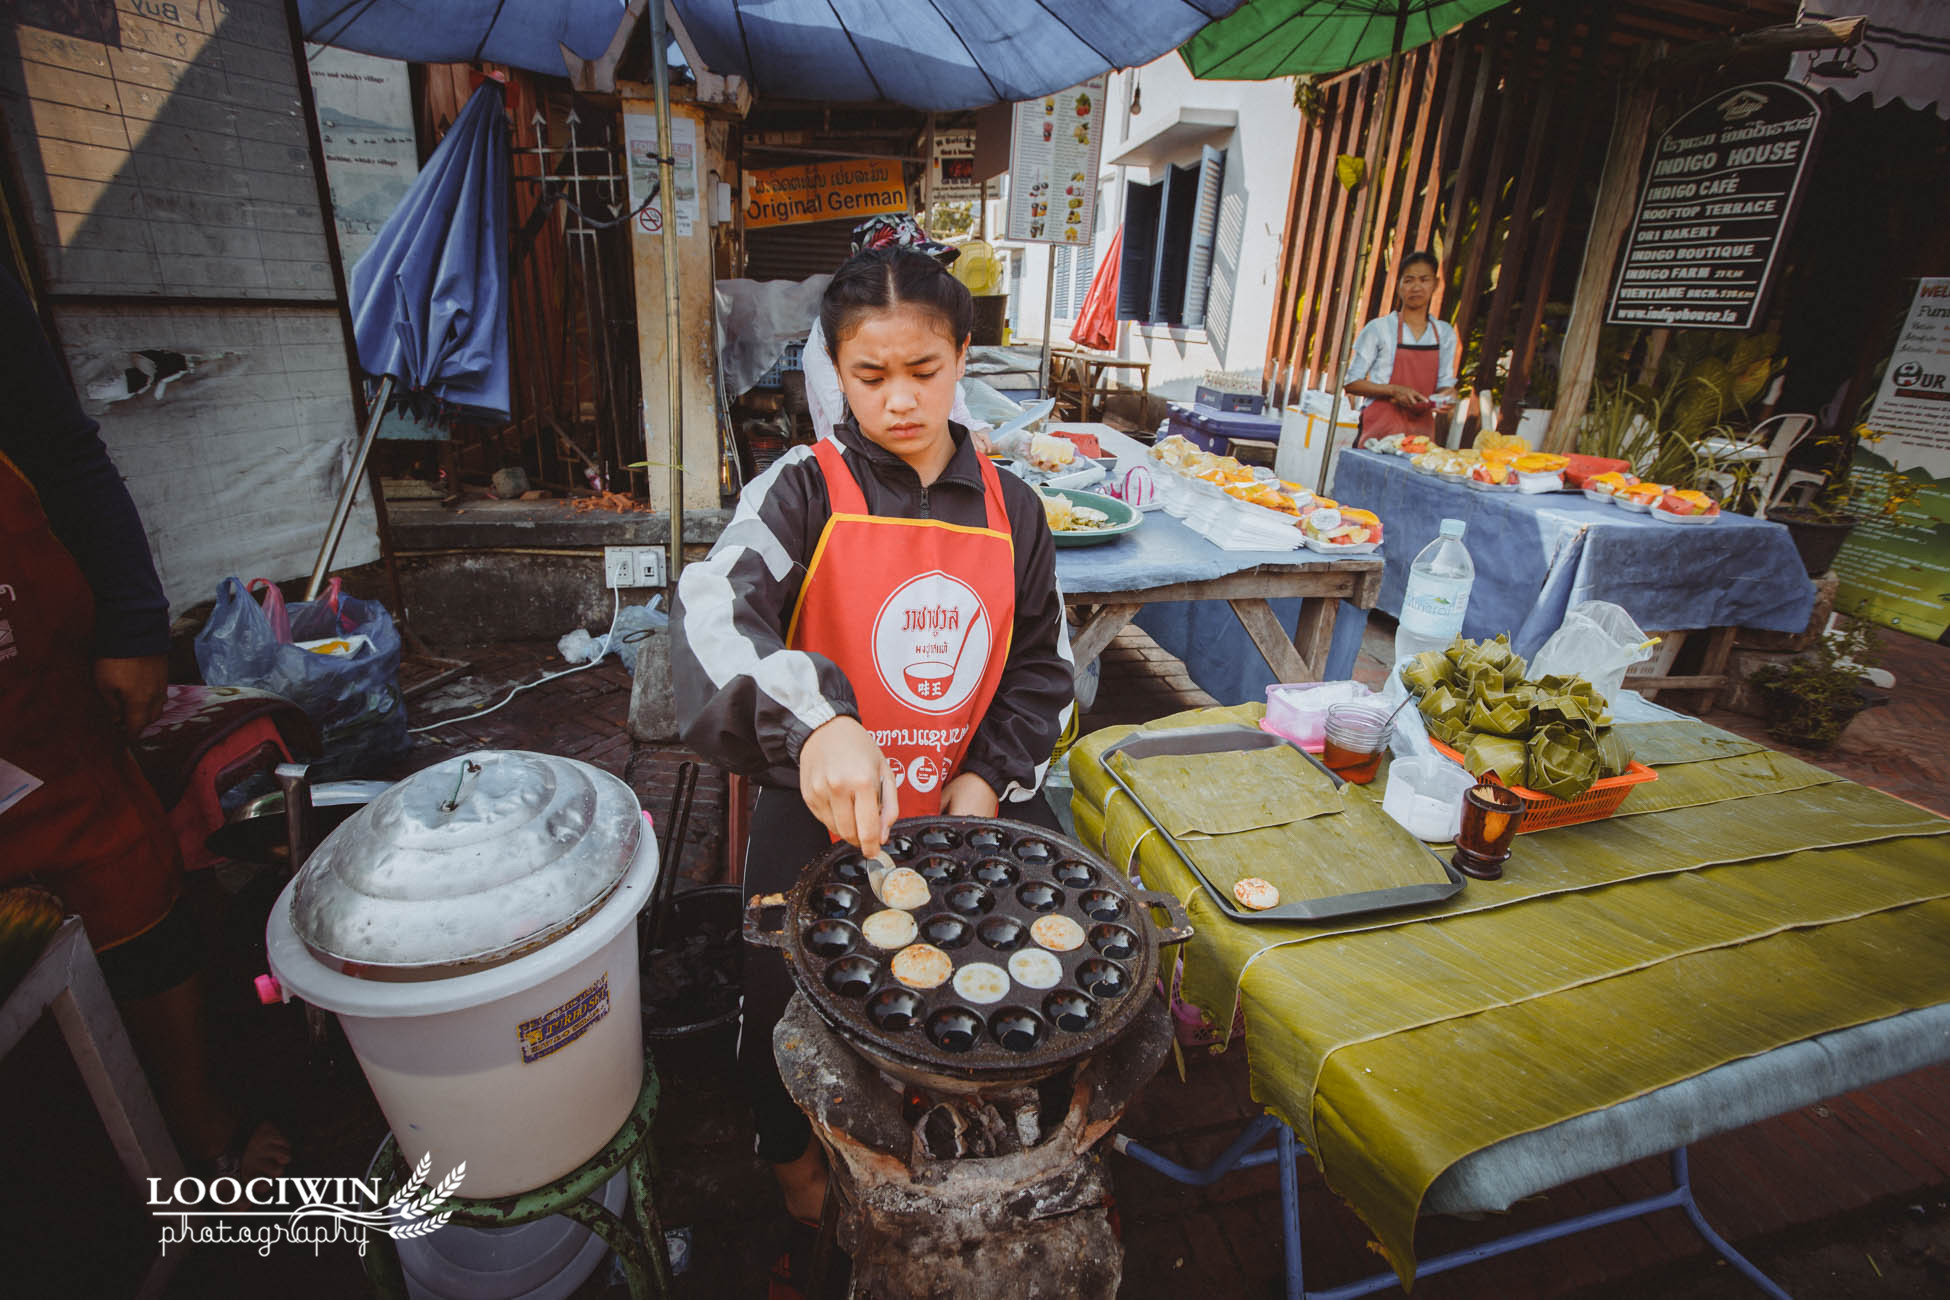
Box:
1005 77 1107 244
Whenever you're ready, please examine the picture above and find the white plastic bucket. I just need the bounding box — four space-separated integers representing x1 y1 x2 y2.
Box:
268 832 656 1198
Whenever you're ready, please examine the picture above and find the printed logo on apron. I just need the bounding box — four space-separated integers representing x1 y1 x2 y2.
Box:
872 571 993 714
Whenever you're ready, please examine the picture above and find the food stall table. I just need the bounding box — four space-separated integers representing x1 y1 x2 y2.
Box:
1329 449 1816 700
1069 701 1950 1297
1051 426 1381 696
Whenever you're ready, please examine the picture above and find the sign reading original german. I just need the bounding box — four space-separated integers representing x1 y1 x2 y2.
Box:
1607 82 1822 331
745 159 908 230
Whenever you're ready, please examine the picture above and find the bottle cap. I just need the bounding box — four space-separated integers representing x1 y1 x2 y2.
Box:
1439 518 1466 538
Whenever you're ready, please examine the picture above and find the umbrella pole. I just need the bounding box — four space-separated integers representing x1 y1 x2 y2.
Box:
649 0 686 584
306 373 394 601
1316 11 1412 494
1039 251 1057 396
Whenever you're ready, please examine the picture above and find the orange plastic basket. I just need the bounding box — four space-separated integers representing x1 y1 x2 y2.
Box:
1427 739 1660 833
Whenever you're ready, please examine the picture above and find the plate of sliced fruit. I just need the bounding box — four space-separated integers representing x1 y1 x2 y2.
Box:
1300 505 1383 554
1650 489 1722 524
1582 470 1637 504
1611 481 1666 513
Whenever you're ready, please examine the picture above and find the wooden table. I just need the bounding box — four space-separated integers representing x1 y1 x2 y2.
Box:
1051 347 1151 422
1062 559 1382 687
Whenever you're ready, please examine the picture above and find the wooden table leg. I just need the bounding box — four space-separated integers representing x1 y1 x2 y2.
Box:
1068 603 1142 676
1684 625 1738 713
1227 598 1318 683
1293 596 1342 681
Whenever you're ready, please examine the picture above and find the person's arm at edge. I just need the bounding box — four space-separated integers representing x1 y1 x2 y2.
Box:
670 446 858 781
0 270 170 663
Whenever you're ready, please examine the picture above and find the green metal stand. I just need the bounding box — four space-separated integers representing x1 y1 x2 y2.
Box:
364 1053 673 1299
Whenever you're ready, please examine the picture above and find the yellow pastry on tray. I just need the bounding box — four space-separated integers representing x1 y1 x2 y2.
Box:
1513 452 1569 474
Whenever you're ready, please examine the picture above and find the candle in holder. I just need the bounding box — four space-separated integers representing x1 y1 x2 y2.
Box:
1453 782 1525 879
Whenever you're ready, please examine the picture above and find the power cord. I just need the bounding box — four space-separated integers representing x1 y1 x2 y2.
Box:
408 588 623 734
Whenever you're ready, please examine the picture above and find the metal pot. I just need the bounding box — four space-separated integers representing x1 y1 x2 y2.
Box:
746 816 1191 1090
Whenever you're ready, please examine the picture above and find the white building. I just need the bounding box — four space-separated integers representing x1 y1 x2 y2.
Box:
992 53 1302 401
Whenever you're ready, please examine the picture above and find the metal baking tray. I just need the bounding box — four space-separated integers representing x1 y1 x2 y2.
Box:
1099 725 1466 923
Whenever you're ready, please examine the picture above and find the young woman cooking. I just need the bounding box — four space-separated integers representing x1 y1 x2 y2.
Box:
671 248 1076 1232
1345 249 1459 448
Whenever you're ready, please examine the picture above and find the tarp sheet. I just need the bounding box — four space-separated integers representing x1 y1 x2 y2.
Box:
1070 706 1950 1284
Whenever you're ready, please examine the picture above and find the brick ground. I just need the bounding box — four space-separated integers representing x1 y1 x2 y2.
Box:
90 616 1945 1298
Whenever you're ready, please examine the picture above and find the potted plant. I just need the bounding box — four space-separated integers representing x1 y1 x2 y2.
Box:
1768 486 1860 577
1768 426 1921 576
1745 619 1881 750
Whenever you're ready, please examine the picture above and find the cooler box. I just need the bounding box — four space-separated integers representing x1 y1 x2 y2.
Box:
1274 403 1360 492
1167 402 1286 456
1194 385 1266 415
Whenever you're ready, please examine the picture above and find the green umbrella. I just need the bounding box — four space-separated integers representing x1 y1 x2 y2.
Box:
1181 0 1509 80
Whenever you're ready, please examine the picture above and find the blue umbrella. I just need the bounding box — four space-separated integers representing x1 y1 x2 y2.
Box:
297 0 634 79
670 0 1249 110
307 81 510 598
349 80 510 420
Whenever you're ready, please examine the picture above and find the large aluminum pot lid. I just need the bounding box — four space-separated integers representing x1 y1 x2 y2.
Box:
290 750 641 972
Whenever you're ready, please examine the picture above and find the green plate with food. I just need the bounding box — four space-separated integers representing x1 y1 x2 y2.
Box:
1041 487 1141 547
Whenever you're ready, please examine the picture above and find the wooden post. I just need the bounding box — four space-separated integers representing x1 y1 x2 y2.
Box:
1543 42 1663 454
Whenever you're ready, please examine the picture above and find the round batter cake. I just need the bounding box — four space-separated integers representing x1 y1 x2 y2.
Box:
891 942 953 989
952 962 1011 1004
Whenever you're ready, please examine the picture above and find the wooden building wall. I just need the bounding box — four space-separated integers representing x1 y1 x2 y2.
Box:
1263 0 1795 435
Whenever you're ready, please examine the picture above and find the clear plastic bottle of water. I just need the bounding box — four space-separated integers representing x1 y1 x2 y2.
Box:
1395 518 1475 664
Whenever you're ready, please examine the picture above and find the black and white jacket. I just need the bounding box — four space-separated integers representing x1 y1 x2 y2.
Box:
671 416 1075 805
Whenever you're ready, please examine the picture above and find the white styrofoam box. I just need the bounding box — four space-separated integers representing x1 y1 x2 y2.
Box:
1276 403 1360 492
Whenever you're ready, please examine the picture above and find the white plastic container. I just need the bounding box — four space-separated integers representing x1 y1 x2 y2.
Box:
1382 754 1477 842
267 751 657 1198
1263 680 1375 751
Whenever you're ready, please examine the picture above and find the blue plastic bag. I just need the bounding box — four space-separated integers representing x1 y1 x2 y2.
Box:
195 577 409 778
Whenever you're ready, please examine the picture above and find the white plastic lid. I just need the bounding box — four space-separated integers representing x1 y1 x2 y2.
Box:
289 751 641 974
1439 518 1467 538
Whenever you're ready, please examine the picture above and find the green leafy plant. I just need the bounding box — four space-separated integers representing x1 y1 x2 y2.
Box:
1575 376 1718 488
1746 619 1881 749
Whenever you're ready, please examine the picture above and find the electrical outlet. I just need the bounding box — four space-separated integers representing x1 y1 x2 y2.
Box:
603 546 666 589
632 546 666 588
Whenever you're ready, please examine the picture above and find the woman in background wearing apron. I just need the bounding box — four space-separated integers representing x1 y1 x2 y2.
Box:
1346 250 1459 448
670 248 1074 1278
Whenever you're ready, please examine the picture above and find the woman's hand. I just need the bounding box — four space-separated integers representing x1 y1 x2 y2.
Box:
94 654 168 740
800 716 898 856
941 772 999 818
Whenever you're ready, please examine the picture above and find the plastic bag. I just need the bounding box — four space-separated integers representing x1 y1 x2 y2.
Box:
611 598 670 676
1528 601 1656 706
195 576 407 779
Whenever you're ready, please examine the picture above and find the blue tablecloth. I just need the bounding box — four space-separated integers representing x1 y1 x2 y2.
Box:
1329 450 1816 658
1053 510 1367 702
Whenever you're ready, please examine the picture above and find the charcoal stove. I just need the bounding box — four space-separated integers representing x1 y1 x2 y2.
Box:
747 817 1186 1298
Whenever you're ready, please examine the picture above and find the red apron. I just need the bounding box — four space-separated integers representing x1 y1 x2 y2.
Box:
0 454 180 949
1356 314 1441 448
787 439 1015 819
